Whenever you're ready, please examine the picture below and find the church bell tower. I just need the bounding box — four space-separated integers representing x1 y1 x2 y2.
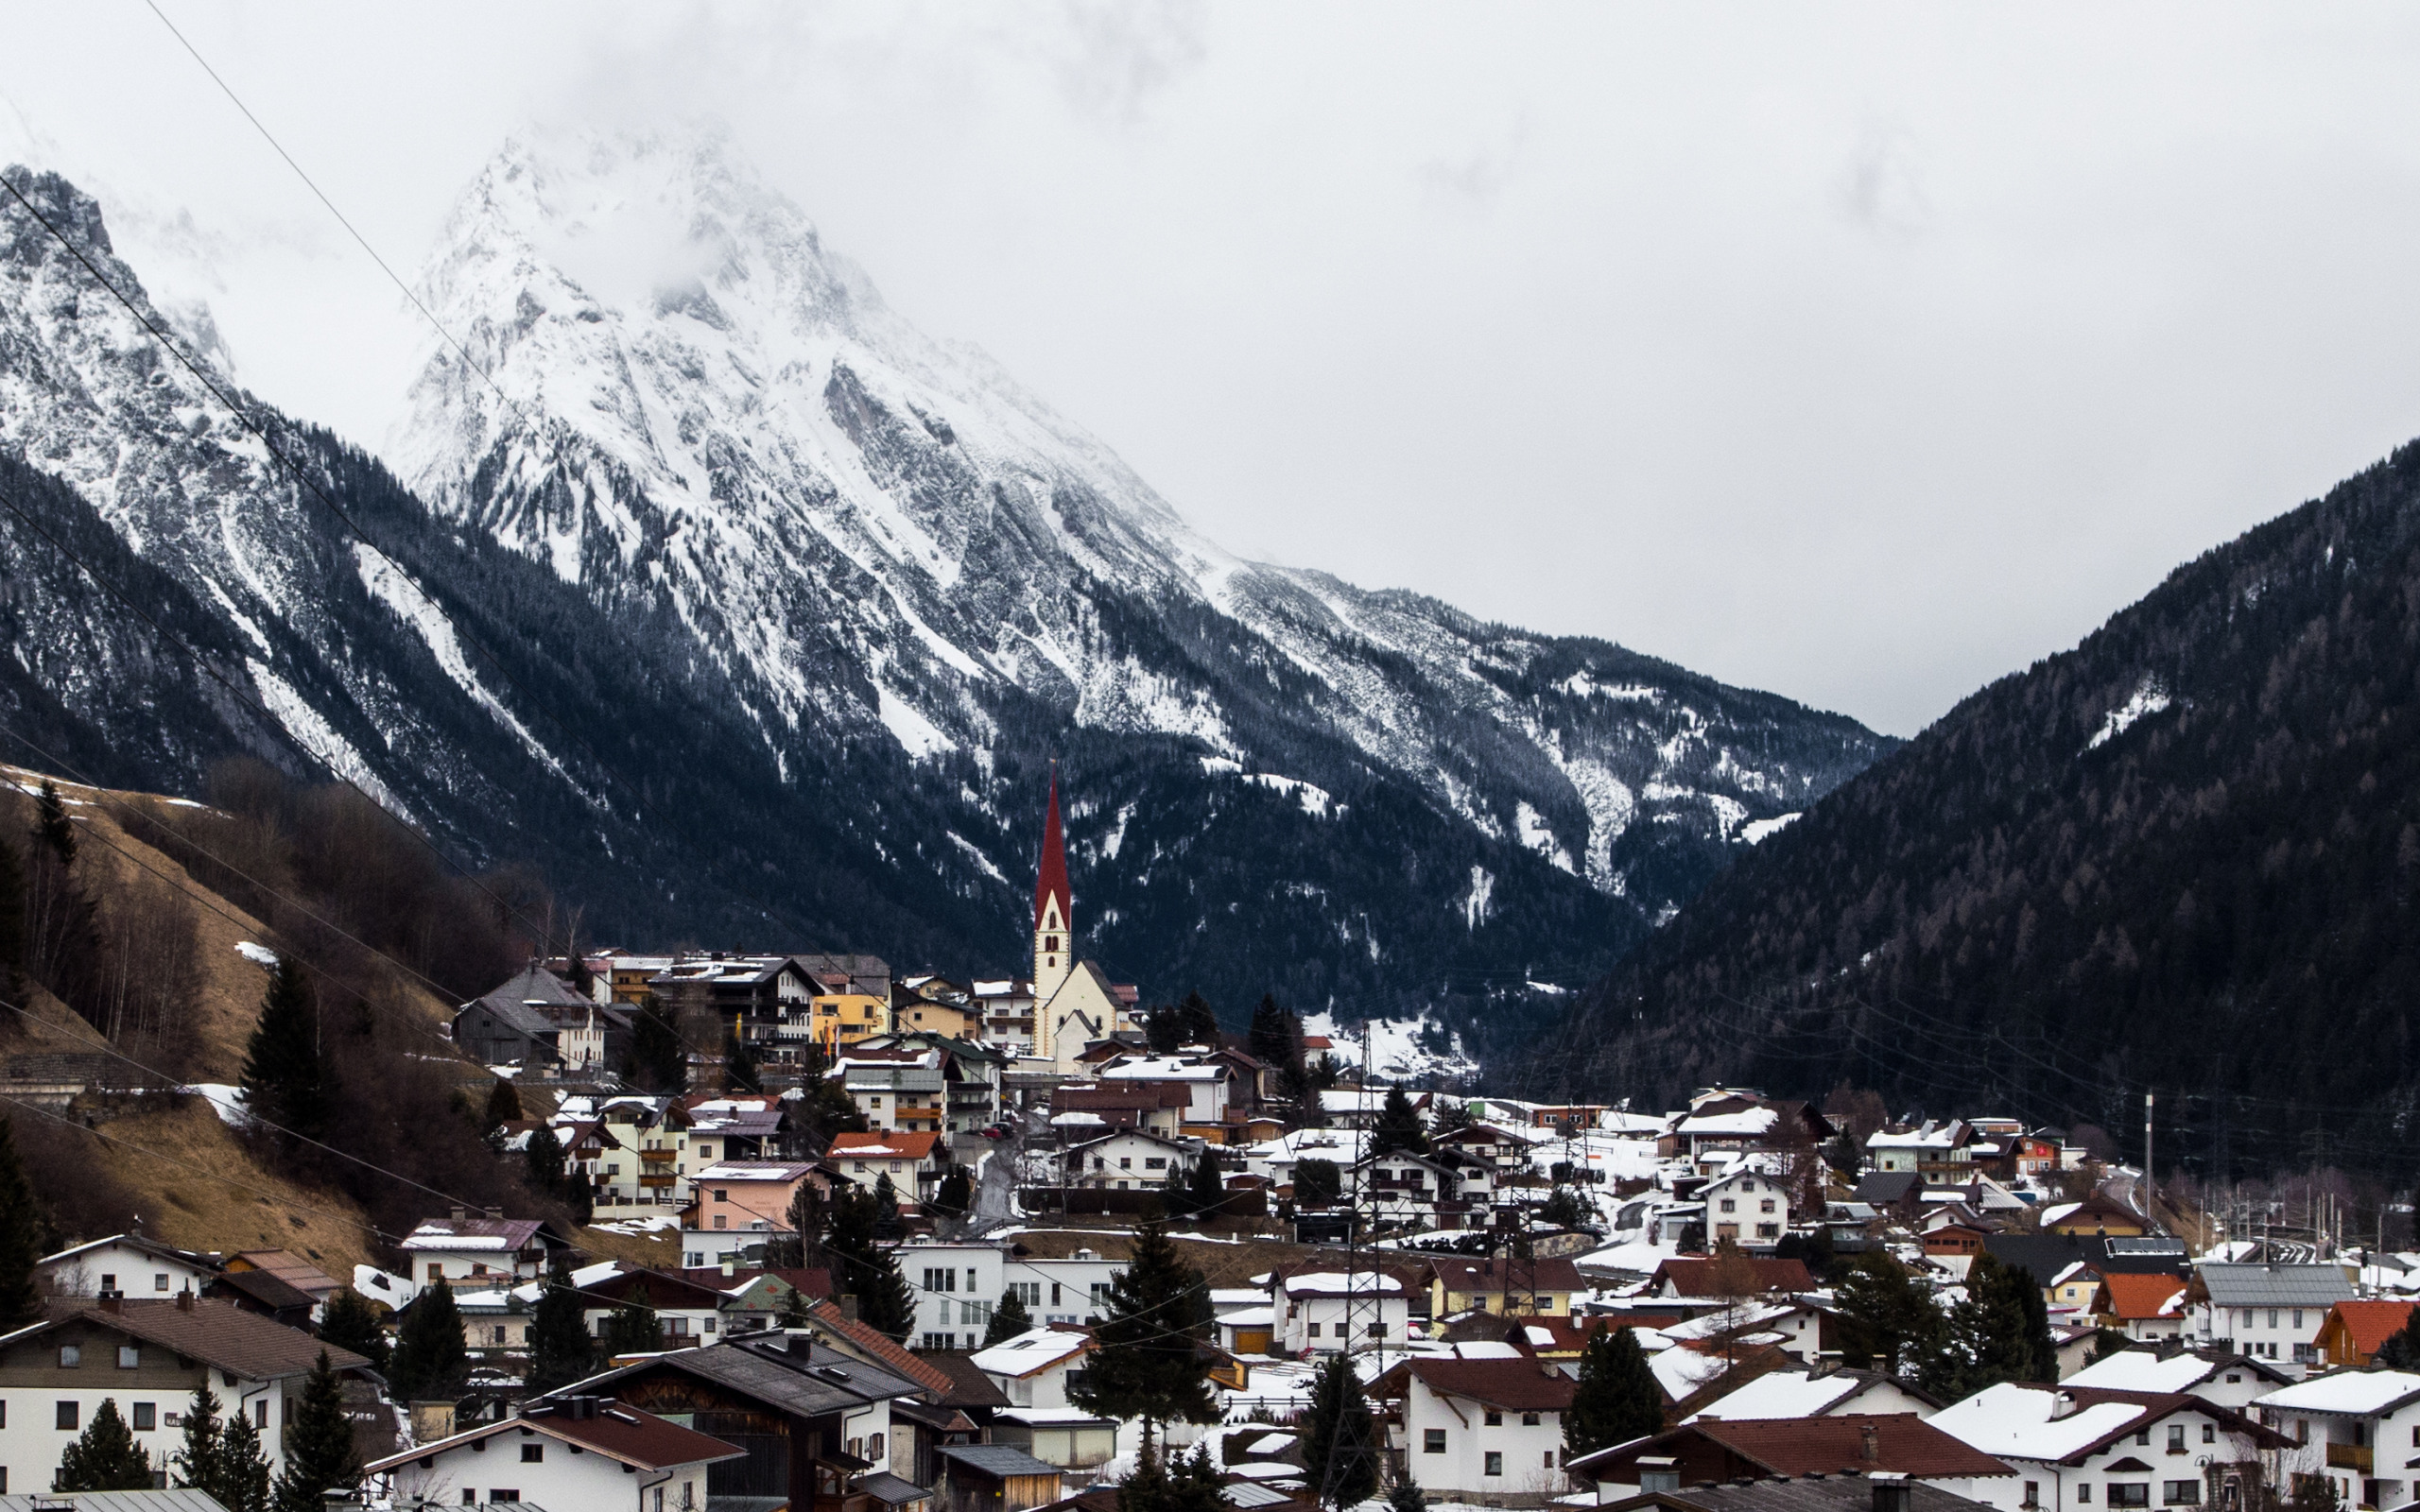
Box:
1032 770 1073 1054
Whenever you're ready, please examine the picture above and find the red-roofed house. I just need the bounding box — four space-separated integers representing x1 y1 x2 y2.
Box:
1651 1257 1815 1303
365 1395 742 1508
2092 1273 2190 1344
829 1131 951 1198
1569 1414 2017 1504
2315 1299 2420 1369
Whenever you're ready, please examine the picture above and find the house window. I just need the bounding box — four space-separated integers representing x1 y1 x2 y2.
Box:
254 1400 268 1428
2135 1430 2151 1447
1472 1296 1488 1312
2292 1310 2304 1330
698 1143 715 1160
2169 1426 2187 1453
2026 1482 2041 1506
1484 1452 1504 1477
1484 1410 1503 1426
2078 1486 2091 1503
100 1273 116 1292
1719 1199 1737 1213
58 1346 80 1368
1761 1200 1777 1213
1425 1430 1447 1454
2268 1311 2279 1329
429 1263 445 1281
714 1216 728 1229
2164 1483 2202 1505
2110 1486 2151 1508
1307 1323 1322 1338
523 1444 544 1463
1369 1323 1387 1338
1523 1413 1541 1426
714 1190 729 1202
58 1400 79 1429
118 1347 141 1369
154 1274 170 1292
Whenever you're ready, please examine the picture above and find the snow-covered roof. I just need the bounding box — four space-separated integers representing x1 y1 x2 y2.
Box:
1649 1342 1737 1400
970 1327 1092 1378
2255 1369 2420 1417
1221 1306 1276 1328
1101 1057 1224 1082
1929 1381 2154 1462
2063 1352 2226 1396
693 1161 817 1181
1675 1108 1778 1137
1682 1368 1866 1422
1869 1120 1966 1150
1283 1272 1403 1297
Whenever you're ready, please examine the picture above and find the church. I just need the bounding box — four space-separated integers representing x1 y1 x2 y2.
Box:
1028 771 1142 1072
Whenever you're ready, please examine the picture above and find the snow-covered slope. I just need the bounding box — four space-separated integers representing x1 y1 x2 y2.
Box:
0 137 1891 1029
391 126 1889 916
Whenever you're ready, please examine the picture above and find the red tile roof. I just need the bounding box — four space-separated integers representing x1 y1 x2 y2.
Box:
1654 1257 1816 1297
806 1299 958 1396
365 1400 745 1474
1684 1415 2013 1478
1428 1256 1587 1296
2327 1299 2420 1358
830 1131 943 1160
2097 1273 2188 1321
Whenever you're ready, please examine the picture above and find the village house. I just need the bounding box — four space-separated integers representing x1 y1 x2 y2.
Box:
851 1062 949 1134
402 1212 575 1285
1650 1257 1817 1312
1356 1150 1469 1232
684 1160 825 1267
1571 1415 2018 1505
1374 1351 1579 1500
904 1242 1009 1351
1868 1122 1979 1178
0 1296 376 1491
33 1233 217 1300
1701 1166 1794 1248
1678 1366 1941 1422
1270 1267 1412 1355
2313 1301 2420 1370
1057 1127 1201 1192
2062 1349 2294 1413
453 961 636 1074
967 1327 1123 1471
2093 1275 2191 1344
2186 1264 2358 1373
364 1393 742 1510
1426 1256 1586 1318
1051 1083 1190 1140
830 1130 953 1202
578 1267 740 1349
2037 1193 2150 1239
2246 1366 2420 1509
1928 1382 2289 1512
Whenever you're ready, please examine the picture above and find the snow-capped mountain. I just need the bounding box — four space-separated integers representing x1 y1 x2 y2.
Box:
0 134 1892 1032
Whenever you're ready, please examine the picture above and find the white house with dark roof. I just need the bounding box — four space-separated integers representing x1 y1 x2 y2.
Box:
2188 1264 2359 1375
1056 1127 1201 1191
1271 1267 1409 1355
2247 1367 2420 1509
2061 1348 2292 1413
401 1212 573 1284
365 1394 743 1509
33 1233 216 1300
1928 1382 2291 1512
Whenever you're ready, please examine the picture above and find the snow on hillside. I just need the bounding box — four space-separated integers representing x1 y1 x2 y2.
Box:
1302 1010 1479 1085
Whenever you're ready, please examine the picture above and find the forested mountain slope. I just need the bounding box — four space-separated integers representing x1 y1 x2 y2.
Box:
1560 438 2420 1178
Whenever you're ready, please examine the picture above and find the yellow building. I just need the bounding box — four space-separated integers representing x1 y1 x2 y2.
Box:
813 992 890 1052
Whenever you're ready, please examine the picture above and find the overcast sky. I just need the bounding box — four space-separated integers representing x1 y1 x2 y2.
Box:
9 4 2420 734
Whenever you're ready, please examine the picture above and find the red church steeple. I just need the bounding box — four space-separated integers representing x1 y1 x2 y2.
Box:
1034 768 1071 934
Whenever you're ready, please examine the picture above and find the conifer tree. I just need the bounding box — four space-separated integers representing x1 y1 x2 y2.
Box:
1176 990 1219 1047
33 779 77 864
776 1283 814 1328
1182 1151 1226 1220
527 1251 596 1393
1167 1444 1227 1512
173 1383 225 1496
1834 1251 1945 1377
931 1163 973 1218
2377 1310 2420 1369
1147 1006 1184 1055
725 1030 763 1093
601 1278 666 1356
0 1111 43 1331
1300 1350 1381 1508
216 1397 273 1512
1069 1206 1217 1451
58 1397 154 1489
872 1172 906 1239
627 993 687 1092
1247 995 1302 1077
1564 1325 1663 1458
1927 1253 2057 1396
565 1168 595 1226
239 955 330 1144
526 1124 566 1194
388 1277 468 1402
270 1349 358 1512
318 1288 389 1371
983 1287 1034 1346
1387 1474 1428 1512
483 1076 524 1130
1370 1085 1428 1158
821 1180 915 1341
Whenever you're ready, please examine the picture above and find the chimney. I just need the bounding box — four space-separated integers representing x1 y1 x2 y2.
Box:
99 1291 122 1314
1873 1473 1912 1512
2049 1392 2078 1420
784 1329 814 1356
177 1289 197 1313
722 1257 736 1278
838 1294 860 1322
1860 1424 1879 1463
450 1204 467 1222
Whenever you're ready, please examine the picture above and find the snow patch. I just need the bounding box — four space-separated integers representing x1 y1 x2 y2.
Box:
244 659 406 816
1738 812 1802 845
949 832 1009 885
876 684 955 759
234 941 279 970
186 1083 249 1127
1244 773 1333 819
1514 800 1576 873
353 545 571 782
2088 677 2172 750
1462 865 1495 931
1301 1010 1480 1084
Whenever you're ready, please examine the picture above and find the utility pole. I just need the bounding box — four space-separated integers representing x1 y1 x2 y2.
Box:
2143 1091 2154 1229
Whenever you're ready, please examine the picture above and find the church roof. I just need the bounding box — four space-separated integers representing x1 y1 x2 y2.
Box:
1036 771 1071 929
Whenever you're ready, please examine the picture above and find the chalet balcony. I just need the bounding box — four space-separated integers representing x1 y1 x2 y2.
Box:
639 1147 677 1163
2328 1445 2374 1473
639 1174 677 1191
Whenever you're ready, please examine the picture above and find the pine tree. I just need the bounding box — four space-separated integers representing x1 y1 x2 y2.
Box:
1834 1252 1945 1377
822 1181 915 1342
483 1077 524 1129
1120 1437 1175 1512
1294 1159 1341 1209
388 1277 468 1402
33 779 77 864
57 1397 155 1489
1248 995 1303 1076
1069 1207 1217 1449
1564 1325 1663 1457
627 993 687 1093
872 1172 905 1239
216 1397 273 1512
270 1349 358 1512
1147 1006 1184 1055
173 1383 224 1496
526 1124 566 1194
1387 1473 1428 1512
931 1164 974 1218
602 1278 666 1356
1176 989 1219 1047
1182 1152 1226 1220
239 955 330 1144
1927 1253 2057 1396
983 1288 1034 1346
1300 1350 1381 1508
1167 1444 1227 1512
318 1288 389 1371
725 1030 763 1094
0 1111 43 1331
1370 1085 1428 1158
527 1251 596 1393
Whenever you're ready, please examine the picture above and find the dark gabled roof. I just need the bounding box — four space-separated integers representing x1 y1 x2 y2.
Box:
1575 1414 2014 1481
1654 1257 1816 1297
920 1349 1014 1409
579 1268 735 1310
1400 1357 1579 1412
1427 1255 1587 1294
1854 1172 1922 1206
802 1299 959 1396
207 1267 317 1312
2034 1387 2293 1462
860 1471 933 1506
1608 1482 2000 1512
1984 1234 2195 1285
365 1400 746 1474
583 1335 926 1418
24 1298 370 1381
940 1444 1063 1479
